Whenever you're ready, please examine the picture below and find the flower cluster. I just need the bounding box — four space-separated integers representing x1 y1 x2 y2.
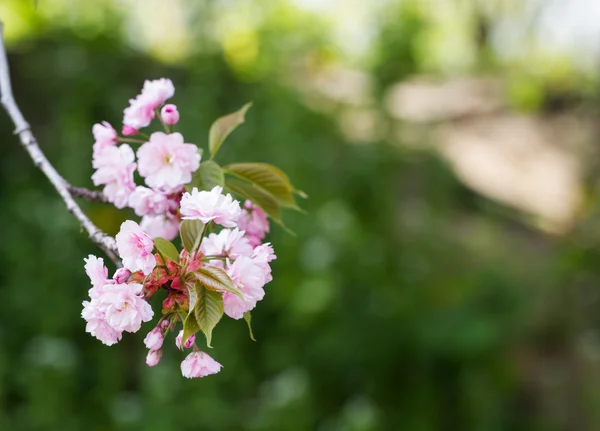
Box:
81 79 295 379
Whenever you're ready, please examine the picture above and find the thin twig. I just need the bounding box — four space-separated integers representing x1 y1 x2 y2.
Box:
0 22 121 266
68 185 108 203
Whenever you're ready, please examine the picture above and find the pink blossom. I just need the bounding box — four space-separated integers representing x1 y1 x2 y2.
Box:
84 255 108 290
113 268 131 284
123 78 175 129
175 330 195 349
180 186 241 227
137 132 200 191
146 350 162 367
115 220 156 275
128 186 174 216
223 256 269 319
91 144 136 208
140 215 180 241
97 282 154 332
144 327 164 350
161 104 179 125
181 351 222 378
201 228 253 259
252 243 276 284
81 300 122 346
237 201 270 247
92 121 118 159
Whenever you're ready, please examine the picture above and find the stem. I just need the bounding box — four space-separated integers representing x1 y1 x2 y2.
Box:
0 22 121 266
201 256 227 261
117 137 146 144
155 108 170 133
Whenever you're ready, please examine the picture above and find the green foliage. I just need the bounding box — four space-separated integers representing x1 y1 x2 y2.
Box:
179 219 205 253
185 160 225 192
194 265 242 298
153 237 180 264
208 103 252 159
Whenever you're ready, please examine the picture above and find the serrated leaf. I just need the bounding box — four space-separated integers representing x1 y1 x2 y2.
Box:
185 160 224 193
153 237 180 264
179 219 205 253
195 265 243 299
225 177 282 223
194 285 224 348
187 283 198 310
243 311 256 341
225 162 300 208
209 103 252 158
182 311 200 349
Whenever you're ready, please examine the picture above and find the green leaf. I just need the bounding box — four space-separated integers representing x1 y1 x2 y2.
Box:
224 162 300 208
243 311 256 341
179 219 205 253
182 312 200 349
153 237 180 264
194 285 224 348
209 103 252 159
185 160 224 193
224 177 282 223
195 265 243 299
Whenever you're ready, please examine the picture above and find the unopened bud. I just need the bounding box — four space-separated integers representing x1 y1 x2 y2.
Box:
144 327 164 351
161 104 179 126
113 268 131 283
146 349 162 367
122 125 137 136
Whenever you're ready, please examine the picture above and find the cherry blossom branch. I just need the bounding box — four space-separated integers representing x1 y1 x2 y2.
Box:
0 22 120 266
68 185 108 203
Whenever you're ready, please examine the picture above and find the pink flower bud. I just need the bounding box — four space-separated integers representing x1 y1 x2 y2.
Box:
144 327 164 350
175 330 196 349
113 268 131 283
162 296 175 311
122 125 138 136
160 319 170 329
161 104 179 126
146 349 162 367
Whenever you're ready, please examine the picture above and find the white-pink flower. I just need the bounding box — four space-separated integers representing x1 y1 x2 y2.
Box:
96 282 154 333
92 121 118 159
137 132 200 191
115 220 156 275
91 144 136 208
201 228 253 259
123 78 175 129
237 201 270 247
84 255 109 291
144 327 164 350
180 186 241 227
223 256 269 319
128 186 175 216
161 104 179 125
140 214 180 241
81 300 122 346
181 351 222 378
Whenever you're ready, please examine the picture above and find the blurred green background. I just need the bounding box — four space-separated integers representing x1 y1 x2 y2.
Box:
2 0 600 430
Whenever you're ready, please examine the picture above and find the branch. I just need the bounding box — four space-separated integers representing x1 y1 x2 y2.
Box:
0 22 121 266
68 185 108 203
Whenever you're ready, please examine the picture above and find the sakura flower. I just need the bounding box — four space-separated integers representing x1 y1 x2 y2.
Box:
97 282 154 332
175 330 195 349
180 186 241 227
146 349 162 367
161 104 179 125
128 186 173 216
91 144 136 208
144 327 164 350
115 220 156 275
223 255 270 319
92 121 118 159
140 214 180 241
137 132 200 191
201 228 253 259
181 351 222 378
84 255 109 290
123 78 175 129
122 125 137 136
81 301 122 346
237 201 270 247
